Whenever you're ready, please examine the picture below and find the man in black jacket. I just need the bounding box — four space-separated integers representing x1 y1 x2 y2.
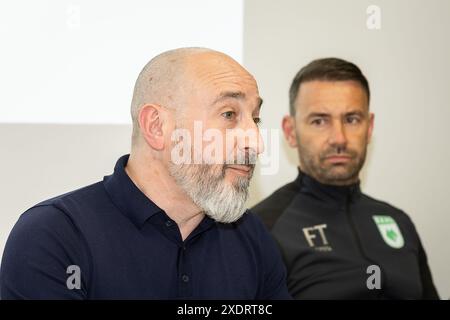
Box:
252 58 439 299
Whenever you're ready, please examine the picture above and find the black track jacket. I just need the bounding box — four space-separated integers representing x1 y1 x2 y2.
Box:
252 170 439 299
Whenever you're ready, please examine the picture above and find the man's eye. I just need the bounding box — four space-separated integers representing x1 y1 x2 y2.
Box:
346 116 360 124
222 111 236 120
311 118 326 126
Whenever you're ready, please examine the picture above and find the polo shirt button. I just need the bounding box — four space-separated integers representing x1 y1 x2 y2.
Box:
165 220 173 227
182 274 189 282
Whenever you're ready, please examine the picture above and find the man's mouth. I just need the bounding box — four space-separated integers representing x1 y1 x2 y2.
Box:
225 164 254 176
324 155 352 164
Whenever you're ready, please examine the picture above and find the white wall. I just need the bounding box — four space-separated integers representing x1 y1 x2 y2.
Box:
244 0 450 298
0 0 243 123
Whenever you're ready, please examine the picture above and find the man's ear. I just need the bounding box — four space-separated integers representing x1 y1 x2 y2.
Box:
282 115 298 148
367 112 375 144
138 104 165 150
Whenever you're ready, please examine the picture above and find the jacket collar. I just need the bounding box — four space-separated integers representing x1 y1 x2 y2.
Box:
294 168 362 207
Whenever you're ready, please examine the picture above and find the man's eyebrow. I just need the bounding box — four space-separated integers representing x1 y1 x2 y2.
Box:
345 110 365 116
213 91 246 104
306 112 331 118
306 110 366 119
257 97 263 110
212 91 263 109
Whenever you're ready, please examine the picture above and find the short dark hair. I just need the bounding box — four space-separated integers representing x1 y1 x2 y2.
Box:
289 58 370 115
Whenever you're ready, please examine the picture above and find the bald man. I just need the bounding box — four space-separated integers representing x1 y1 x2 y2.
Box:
0 48 290 299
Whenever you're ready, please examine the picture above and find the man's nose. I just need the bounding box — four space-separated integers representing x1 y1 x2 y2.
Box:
328 120 347 148
240 117 265 156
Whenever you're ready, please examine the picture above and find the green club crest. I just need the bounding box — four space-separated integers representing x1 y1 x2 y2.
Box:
372 215 404 249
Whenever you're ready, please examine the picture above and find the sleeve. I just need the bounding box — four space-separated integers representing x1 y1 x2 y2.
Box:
403 212 440 300
417 238 440 299
0 205 91 299
249 212 292 300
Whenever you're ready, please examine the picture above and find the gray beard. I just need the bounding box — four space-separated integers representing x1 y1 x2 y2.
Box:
168 163 250 223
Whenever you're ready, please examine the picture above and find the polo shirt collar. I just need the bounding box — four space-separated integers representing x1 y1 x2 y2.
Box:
103 154 163 228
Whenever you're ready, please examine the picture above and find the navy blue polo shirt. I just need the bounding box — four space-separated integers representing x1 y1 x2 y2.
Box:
0 155 290 299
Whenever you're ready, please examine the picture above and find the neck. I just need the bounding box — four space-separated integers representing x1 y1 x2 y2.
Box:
125 151 204 240
299 167 359 187
297 169 362 206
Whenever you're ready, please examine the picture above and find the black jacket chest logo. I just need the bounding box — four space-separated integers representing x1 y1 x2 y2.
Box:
372 215 405 249
302 224 332 252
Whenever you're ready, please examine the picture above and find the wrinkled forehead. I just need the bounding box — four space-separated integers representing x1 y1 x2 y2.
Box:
183 53 260 102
